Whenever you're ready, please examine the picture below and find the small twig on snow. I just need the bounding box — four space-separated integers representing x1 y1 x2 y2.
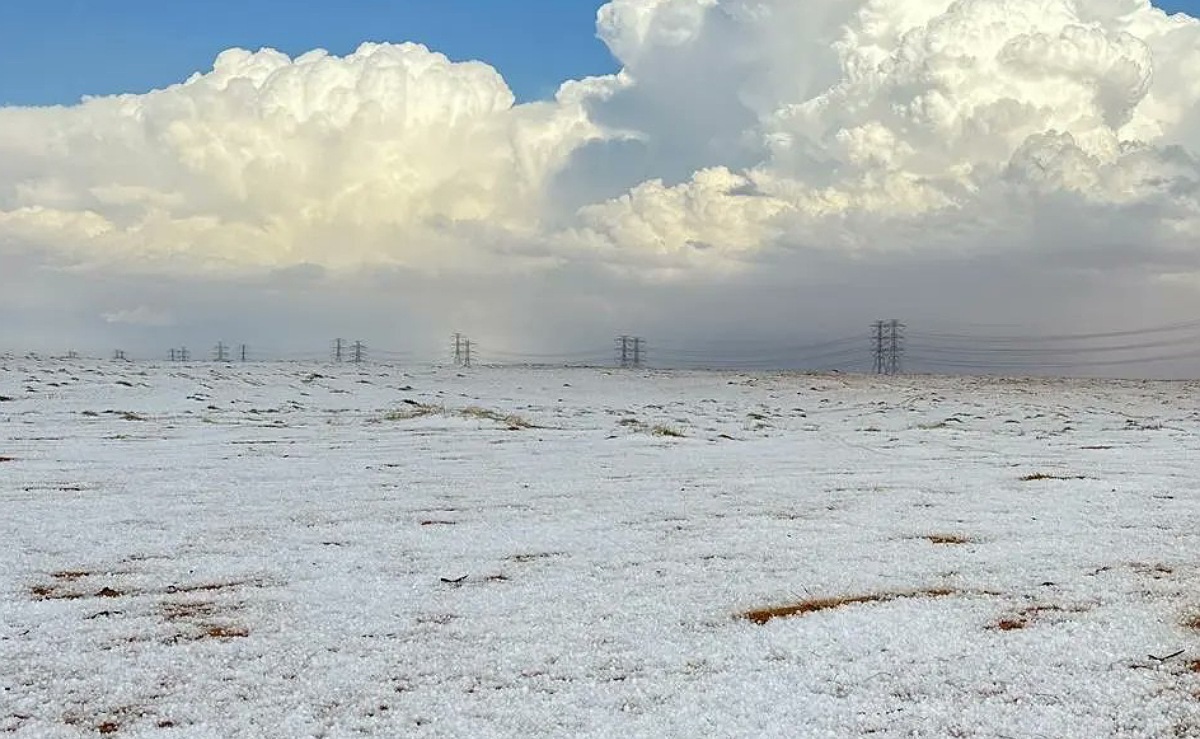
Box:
1148 649 1185 662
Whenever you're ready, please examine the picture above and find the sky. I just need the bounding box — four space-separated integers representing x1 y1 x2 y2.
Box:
3 0 1200 376
0 1 619 106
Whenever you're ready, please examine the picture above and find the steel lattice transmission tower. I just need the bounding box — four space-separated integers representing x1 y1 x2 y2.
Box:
616 336 645 368
871 320 905 375
452 334 472 367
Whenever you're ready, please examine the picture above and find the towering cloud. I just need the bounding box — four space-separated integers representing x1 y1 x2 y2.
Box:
0 42 602 273
3 0 1200 360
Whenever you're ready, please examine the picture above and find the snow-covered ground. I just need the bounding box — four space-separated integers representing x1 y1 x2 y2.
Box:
2 359 1199 738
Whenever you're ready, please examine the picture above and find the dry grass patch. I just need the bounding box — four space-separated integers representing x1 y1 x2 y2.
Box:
160 601 221 622
650 424 685 438
1020 472 1088 482
1184 614 1200 631
617 417 686 438
459 406 538 430
159 595 250 642
741 588 956 625
50 570 94 582
989 603 1083 632
921 534 972 545
31 583 125 601
165 580 256 595
381 404 441 421
506 552 563 564
202 625 250 640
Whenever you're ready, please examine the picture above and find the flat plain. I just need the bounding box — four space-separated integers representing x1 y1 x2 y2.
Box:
2 359 1199 737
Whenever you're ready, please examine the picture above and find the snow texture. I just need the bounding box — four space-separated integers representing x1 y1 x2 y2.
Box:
2 360 1199 737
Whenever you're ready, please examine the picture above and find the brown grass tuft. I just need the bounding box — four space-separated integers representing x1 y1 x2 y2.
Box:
650 425 685 438
922 534 971 545
165 581 252 595
30 584 85 601
202 625 249 639
160 601 220 622
506 552 562 563
1184 614 1200 631
382 404 440 421
990 604 1079 632
51 570 93 581
741 589 955 625
97 721 120 734
1020 472 1087 482
460 406 537 429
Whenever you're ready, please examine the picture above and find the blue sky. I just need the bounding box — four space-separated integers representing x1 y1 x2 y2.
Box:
0 0 619 106
2 1 1199 106
2 1 1199 107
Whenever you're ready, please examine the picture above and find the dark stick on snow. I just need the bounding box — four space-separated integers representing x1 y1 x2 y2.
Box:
1148 649 1185 662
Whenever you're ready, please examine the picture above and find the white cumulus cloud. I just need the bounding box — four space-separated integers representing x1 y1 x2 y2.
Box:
4 0 1200 367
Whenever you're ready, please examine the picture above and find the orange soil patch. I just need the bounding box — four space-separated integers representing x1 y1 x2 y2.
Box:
741 589 956 625
202 625 249 639
990 604 1081 631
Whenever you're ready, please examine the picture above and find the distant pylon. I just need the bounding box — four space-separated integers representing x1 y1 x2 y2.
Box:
453 334 472 367
872 320 904 375
616 336 645 368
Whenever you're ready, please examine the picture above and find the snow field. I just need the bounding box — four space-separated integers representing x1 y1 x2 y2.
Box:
1 361 1199 737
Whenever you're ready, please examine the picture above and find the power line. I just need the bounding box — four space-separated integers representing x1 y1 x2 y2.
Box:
909 318 1200 344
